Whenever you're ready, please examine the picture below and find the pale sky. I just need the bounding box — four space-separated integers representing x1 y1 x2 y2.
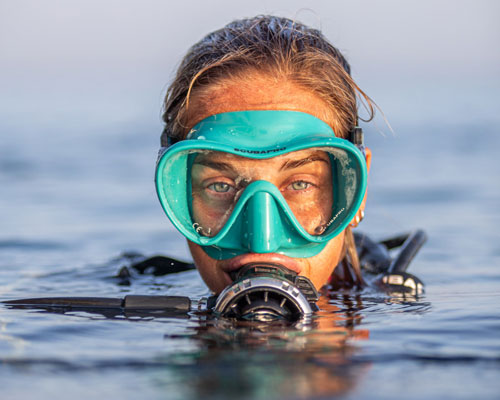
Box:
1 0 499 130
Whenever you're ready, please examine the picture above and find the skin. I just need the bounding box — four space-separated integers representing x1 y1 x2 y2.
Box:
185 72 371 294
190 149 333 237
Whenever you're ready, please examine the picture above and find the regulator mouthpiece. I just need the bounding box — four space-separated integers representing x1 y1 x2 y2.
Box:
212 263 319 322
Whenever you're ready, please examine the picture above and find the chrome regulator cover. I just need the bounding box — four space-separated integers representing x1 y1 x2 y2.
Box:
212 263 319 322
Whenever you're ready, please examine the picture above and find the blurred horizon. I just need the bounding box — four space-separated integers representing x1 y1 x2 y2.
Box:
1 5 499 399
1 0 499 258
1 0 499 134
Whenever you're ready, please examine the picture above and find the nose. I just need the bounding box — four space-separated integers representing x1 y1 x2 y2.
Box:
242 191 284 253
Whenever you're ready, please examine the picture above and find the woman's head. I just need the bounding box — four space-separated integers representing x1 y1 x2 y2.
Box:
161 15 373 145
157 16 373 293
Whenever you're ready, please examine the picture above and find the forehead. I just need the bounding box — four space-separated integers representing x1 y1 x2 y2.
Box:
185 72 334 131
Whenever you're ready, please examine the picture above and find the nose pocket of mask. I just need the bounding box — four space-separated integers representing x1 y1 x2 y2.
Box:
242 191 283 253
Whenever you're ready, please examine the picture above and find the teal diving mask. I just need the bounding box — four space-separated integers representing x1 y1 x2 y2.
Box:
155 110 367 260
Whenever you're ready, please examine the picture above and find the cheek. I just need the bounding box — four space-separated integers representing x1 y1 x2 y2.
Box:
286 190 334 235
192 196 214 223
187 241 229 293
302 232 344 290
191 193 235 236
289 180 334 236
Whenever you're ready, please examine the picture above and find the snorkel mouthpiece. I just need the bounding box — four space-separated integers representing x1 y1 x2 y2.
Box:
212 263 319 322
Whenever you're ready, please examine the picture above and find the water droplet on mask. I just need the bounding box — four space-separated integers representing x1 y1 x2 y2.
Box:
314 225 327 235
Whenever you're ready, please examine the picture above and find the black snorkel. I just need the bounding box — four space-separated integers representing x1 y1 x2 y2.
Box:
208 263 319 322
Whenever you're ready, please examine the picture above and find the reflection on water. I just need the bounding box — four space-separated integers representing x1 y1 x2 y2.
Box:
1 248 499 400
168 299 368 399
2 270 433 400
1 117 499 399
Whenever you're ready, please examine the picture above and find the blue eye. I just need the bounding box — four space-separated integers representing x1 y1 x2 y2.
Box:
290 181 311 190
208 182 232 193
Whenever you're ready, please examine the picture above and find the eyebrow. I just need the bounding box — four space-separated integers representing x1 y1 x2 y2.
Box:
279 155 329 171
192 159 236 173
192 153 329 172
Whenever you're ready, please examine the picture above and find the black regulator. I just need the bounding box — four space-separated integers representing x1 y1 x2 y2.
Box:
3 231 427 322
209 263 319 322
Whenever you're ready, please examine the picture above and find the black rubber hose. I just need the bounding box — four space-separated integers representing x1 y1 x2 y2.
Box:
388 230 428 273
3 295 191 312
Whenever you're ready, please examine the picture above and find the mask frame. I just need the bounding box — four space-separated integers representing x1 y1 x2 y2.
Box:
155 110 367 259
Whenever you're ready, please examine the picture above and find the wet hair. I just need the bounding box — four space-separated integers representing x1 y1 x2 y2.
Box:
161 15 374 146
162 15 370 287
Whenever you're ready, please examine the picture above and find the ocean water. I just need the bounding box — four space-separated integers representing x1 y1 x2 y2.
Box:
1 112 499 400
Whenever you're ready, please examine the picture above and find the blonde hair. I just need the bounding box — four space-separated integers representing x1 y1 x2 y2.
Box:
162 15 375 144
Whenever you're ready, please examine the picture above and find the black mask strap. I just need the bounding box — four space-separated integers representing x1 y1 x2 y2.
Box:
349 125 365 157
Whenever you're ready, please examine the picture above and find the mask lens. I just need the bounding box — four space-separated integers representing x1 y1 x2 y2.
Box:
190 151 240 237
188 149 352 239
156 142 366 251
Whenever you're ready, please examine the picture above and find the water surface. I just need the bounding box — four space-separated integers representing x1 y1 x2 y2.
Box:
1 117 499 400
